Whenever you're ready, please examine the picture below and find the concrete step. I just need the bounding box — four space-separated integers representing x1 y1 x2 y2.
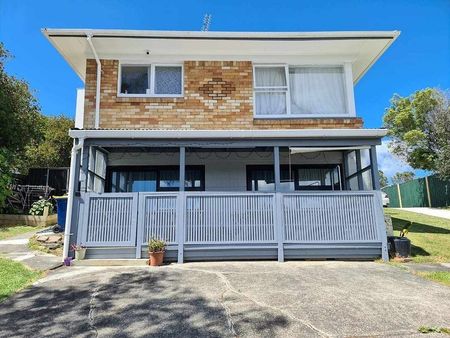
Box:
71 259 149 266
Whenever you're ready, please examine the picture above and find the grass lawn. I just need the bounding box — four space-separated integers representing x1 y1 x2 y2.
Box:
0 258 42 302
416 271 450 287
0 225 43 240
384 208 450 263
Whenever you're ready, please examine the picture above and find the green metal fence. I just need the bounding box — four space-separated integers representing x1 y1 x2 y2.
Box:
382 174 450 208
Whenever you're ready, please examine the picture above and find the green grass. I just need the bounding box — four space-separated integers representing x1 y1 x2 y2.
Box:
0 225 43 240
0 258 42 302
384 208 450 263
416 271 450 287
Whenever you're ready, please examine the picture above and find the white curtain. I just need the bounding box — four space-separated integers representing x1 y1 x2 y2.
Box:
254 67 287 115
289 67 347 115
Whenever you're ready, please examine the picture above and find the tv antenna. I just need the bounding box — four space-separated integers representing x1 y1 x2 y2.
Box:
201 14 212 31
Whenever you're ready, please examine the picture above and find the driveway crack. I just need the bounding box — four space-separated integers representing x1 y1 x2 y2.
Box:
172 266 330 337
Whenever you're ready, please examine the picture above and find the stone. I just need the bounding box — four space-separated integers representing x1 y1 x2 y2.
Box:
46 235 62 244
36 236 49 242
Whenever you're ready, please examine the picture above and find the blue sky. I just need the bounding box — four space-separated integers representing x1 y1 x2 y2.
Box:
0 0 449 179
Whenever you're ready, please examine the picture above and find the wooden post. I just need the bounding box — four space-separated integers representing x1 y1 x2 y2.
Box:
397 184 403 208
425 176 432 207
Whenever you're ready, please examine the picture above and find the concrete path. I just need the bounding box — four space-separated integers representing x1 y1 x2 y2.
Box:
0 261 449 337
0 230 62 271
403 207 450 220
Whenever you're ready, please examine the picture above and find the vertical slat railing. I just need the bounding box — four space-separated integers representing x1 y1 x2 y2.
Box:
81 193 138 247
282 192 381 243
185 193 276 244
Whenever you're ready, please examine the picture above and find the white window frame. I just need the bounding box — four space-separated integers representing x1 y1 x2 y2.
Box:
117 62 184 98
253 63 355 119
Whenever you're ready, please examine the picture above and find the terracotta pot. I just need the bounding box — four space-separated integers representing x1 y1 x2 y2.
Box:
149 251 165 266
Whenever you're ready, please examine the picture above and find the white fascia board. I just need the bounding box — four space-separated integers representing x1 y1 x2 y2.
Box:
69 129 387 140
42 28 400 40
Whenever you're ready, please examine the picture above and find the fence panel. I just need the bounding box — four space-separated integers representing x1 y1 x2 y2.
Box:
382 185 400 208
185 193 275 243
282 193 380 242
83 193 138 246
139 194 178 244
428 175 450 207
399 178 429 207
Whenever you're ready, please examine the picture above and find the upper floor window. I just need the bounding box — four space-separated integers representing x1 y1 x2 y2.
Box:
253 65 348 117
119 64 183 97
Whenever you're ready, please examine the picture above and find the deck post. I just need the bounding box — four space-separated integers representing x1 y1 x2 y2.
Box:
273 146 281 192
177 192 185 263
275 193 284 262
355 149 364 190
179 147 185 192
178 147 186 263
369 145 381 190
273 147 284 262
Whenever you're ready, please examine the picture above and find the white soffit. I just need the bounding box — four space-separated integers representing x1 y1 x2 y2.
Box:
68 128 387 139
42 29 400 83
289 146 370 154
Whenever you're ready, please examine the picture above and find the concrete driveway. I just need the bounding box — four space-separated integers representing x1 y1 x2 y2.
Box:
0 261 449 337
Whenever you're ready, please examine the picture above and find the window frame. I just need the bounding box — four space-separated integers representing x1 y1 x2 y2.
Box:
253 63 353 119
117 62 184 98
246 164 343 192
105 165 205 192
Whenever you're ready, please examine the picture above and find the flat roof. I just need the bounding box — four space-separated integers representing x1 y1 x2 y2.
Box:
43 28 399 83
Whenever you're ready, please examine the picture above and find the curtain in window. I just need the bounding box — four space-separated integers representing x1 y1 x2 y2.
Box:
289 67 347 115
254 67 287 115
154 66 182 95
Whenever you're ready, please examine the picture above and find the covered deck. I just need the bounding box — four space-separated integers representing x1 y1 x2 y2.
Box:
65 129 388 262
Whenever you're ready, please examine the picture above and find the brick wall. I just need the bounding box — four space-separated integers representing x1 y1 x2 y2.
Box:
84 59 363 129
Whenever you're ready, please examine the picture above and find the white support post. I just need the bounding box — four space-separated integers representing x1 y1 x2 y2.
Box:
135 193 145 258
273 147 284 262
374 191 389 261
274 146 281 192
177 147 186 263
179 147 185 192
177 192 185 263
275 193 284 262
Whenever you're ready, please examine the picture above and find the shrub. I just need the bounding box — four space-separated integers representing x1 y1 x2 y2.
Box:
148 238 166 252
29 198 53 216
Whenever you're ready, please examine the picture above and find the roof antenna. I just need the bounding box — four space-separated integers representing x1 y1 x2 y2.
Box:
201 14 212 31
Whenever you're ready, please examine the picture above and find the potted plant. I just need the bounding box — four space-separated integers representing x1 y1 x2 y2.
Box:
148 238 166 266
388 223 411 258
71 244 87 260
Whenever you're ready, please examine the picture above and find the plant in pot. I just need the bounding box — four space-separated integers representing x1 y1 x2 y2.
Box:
71 244 87 260
148 238 166 266
388 223 411 259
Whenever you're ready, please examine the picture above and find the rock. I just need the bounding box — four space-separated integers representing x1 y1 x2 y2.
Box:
36 236 49 242
45 243 61 250
46 235 62 243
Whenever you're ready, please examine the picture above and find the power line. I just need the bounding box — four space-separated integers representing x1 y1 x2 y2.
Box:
201 14 212 32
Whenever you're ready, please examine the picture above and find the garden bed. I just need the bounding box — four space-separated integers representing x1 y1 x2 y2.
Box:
0 207 56 227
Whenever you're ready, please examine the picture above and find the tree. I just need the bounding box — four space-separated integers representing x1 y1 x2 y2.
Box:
383 88 450 178
392 171 415 185
378 170 388 188
25 115 74 167
0 42 44 208
0 43 43 158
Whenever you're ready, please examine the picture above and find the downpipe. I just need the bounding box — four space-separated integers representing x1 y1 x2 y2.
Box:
86 33 101 129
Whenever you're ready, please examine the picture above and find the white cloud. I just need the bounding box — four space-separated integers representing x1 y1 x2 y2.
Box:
376 140 414 179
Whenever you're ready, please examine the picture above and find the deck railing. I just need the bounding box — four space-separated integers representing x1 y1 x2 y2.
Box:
76 191 387 261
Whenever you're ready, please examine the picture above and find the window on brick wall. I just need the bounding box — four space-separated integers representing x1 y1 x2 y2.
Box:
253 65 349 117
119 64 183 97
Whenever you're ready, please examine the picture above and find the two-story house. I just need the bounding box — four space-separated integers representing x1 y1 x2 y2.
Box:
43 28 399 263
